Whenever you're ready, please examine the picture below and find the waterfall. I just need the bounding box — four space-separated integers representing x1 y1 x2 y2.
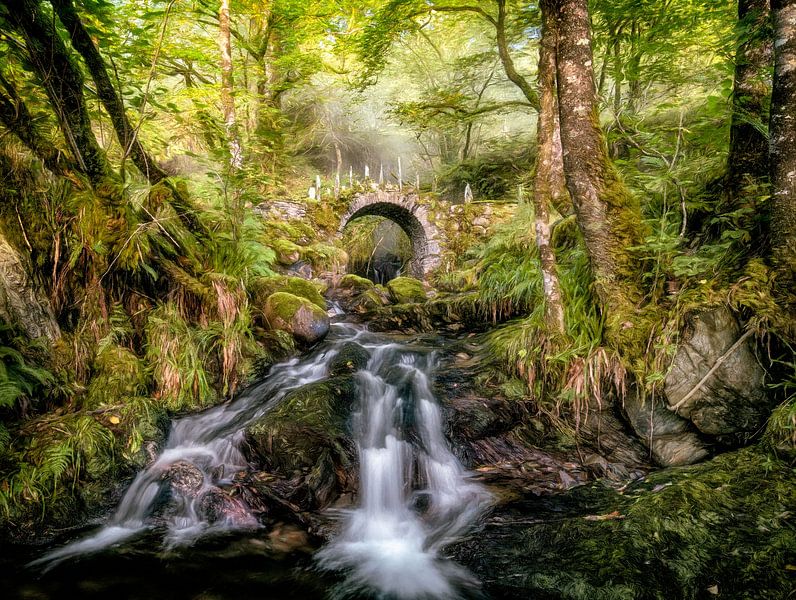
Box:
318 342 491 599
30 323 491 599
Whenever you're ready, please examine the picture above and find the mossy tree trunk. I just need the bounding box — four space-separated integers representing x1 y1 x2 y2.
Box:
219 0 243 169
0 233 60 342
51 0 167 184
0 73 77 179
769 0 796 295
3 0 110 188
554 0 646 341
727 0 772 186
534 0 568 333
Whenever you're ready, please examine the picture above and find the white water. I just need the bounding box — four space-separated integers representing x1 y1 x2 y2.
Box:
32 321 491 599
318 340 491 599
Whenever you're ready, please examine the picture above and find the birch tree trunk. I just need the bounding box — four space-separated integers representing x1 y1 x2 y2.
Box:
534 0 568 333
554 0 645 340
219 0 243 169
769 0 796 289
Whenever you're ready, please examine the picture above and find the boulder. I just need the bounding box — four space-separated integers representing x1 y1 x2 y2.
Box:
164 460 205 497
264 292 329 345
251 275 326 310
271 239 302 266
243 376 358 509
328 342 371 377
622 390 708 467
387 276 428 304
664 306 769 437
338 274 374 292
198 487 257 526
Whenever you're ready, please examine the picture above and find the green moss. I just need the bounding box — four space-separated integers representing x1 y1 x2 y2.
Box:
244 376 356 475
270 239 302 265
339 273 375 291
387 276 427 304
265 292 314 324
301 242 348 272
473 447 796 600
251 275 326 310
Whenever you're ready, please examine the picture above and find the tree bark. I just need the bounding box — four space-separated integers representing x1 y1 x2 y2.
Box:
219 0 243 169
554 0 645 331
0 73 76 178
769 0 796 287
728 0 772 184
534 0 567 333
3 0 110 187
51 0 168 184
0 233 60 342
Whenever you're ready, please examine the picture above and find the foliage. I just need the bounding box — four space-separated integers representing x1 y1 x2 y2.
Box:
484 448 796 599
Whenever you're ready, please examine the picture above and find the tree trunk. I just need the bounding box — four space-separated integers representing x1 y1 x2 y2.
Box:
51 0 167 184
534 0 567 333
4 0 110 187
219 0 243 169
769 0 796 289
554 0 645 337
728 0 772 184
0 233 60 342
0 74 76 178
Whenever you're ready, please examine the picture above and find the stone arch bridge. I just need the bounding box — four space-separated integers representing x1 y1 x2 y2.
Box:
339 191 442 278
257 190 516 280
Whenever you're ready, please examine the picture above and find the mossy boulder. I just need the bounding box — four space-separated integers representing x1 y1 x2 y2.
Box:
452 447 796 599
270 239 302 266
251 275 326 310
328 342 371 377
264 292 329 345
387 276 428 304
339 273 374 291
243 376 358 509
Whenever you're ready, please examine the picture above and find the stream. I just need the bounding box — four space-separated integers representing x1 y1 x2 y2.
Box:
8 321 492 599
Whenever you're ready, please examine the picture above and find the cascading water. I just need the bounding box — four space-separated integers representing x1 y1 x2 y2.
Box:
317 341 491 599
30 321 491 599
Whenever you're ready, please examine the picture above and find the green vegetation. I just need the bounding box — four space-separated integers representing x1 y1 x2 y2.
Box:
482 447 796 599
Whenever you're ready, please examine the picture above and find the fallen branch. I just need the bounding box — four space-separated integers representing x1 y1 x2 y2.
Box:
668 328 755 414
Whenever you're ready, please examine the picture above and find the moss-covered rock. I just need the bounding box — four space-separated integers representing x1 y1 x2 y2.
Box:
452 447 796 599
270 239 302 266
301 243 348 273
338 273 374 291
242 376 358 509
263 292 329 345
328 342 371 377
387 276 428 304
251 275 326 310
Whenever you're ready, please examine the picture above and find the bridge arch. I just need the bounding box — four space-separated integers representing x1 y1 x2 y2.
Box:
339 191 441 279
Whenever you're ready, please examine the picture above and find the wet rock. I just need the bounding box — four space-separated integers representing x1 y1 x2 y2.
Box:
165 460 204 497
328 342 371 377
198 487 257 527
263 292 330 346
386 276 428 304
242 376 358 510
268 523 312 553
664 306 769 438
622 389 708 467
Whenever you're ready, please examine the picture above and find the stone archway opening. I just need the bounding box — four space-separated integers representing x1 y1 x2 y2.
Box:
342 216 412 284
339 192 441 280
